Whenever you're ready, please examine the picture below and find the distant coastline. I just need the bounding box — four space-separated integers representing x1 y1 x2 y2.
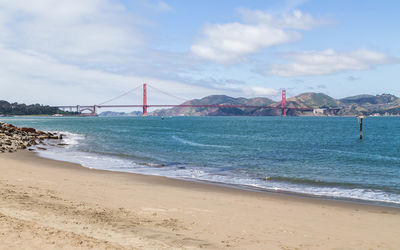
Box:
2 92 400 117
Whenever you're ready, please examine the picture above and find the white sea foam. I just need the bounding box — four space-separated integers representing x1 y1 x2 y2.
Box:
321 149 400 162
172 135 230 148
60 132 85 146
54 131 85 147
33 132 400 206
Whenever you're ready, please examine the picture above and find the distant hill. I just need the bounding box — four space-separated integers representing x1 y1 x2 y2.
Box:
338 94 400 115
151 95 274 116
3 92 399 117
340 94 397 105
287 93 340 109
0 100 62 116
150 92 400 116
281 92 341 116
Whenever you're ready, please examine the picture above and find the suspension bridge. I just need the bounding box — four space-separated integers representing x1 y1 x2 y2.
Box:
53 83 334 116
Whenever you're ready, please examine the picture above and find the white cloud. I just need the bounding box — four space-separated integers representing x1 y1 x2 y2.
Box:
0 0 143 64
155 1 172 12
0 0 221 106
191 23 300 64
0 45 215 106
268 49 397 77
282 0 310 12
245 86 279 97
239 9 322 30
208 80 279 98
191 9 322 64
143 0 172 12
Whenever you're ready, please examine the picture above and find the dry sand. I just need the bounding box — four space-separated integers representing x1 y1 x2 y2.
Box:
0 151 399 249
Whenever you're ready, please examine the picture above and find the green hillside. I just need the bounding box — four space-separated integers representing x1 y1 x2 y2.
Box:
286 93 341 109
150 92 400 116
0 100 62 116
151 95 274 116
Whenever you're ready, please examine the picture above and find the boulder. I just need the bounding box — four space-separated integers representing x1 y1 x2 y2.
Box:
0 123 62 153
21 127 36 133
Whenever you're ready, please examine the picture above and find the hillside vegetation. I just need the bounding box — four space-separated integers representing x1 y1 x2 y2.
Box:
151 95 275 116
151 92 400 116
0 101 61 115
2 92 400 117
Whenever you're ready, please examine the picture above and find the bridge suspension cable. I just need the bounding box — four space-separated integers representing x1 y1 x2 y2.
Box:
147 84 187 102
98 84 142 105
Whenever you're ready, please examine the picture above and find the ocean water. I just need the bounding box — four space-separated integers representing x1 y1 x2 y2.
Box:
2 116 400 206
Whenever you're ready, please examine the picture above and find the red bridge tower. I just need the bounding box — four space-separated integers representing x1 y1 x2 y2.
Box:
282 89 287 116
143 83 148 116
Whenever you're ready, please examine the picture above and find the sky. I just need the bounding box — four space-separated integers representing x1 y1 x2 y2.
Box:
0 0 399 108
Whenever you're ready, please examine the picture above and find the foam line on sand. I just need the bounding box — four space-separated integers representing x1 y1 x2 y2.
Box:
1 151 399 249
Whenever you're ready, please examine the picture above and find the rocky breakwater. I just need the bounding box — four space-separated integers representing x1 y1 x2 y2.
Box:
0 122 62 153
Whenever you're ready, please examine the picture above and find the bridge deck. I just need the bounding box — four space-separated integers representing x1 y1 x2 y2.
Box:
53 104 314 111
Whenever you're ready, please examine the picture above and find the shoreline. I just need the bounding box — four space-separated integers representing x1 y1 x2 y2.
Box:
1 118 399 207
26 150 400 211
179 177 400 209
1 150 400 249
36 144 400 208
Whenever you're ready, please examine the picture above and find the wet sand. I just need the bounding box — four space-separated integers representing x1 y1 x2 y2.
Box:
0 151 399 249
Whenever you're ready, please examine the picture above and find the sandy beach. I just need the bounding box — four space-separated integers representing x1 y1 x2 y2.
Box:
0 151 399 249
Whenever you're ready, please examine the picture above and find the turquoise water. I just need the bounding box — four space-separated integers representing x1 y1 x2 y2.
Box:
2 116 400 205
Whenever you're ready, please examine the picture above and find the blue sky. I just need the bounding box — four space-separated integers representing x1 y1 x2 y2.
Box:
0 0 399 107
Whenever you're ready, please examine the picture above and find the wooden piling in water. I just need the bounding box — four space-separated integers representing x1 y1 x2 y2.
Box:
358 115 365 139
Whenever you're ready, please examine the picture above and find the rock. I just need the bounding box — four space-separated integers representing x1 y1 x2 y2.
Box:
0 122 61 153
38 135 48 140
20 127 36 133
